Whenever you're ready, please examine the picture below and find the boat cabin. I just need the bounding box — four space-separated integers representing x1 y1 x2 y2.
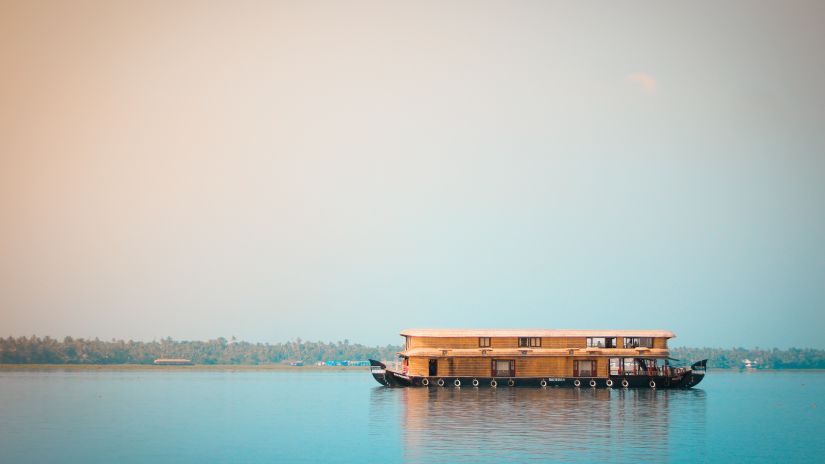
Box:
397 329 673 379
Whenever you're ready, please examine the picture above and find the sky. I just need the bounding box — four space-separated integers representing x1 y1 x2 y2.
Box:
1 1 824 348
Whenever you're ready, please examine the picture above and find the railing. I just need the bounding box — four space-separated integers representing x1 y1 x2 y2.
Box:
610 366 673 376
389 360 409 374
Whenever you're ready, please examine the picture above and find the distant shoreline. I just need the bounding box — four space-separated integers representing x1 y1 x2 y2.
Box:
0 363 368 371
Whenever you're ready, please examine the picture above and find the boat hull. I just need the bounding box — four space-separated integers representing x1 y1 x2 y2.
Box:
369 359 706 389
374 374 704 389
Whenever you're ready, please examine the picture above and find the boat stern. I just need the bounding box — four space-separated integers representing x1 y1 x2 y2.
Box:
682 359 707 388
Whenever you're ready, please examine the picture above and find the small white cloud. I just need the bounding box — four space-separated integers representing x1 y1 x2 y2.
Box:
625 72 658 94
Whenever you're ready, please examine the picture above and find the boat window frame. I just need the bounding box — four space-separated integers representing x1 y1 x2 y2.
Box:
609 357 622 375
622 357 638 375
491 359 516 377
573 359 597 377
518 337 541 347
479 337 491 348
587 337 616 348
625 337 654 348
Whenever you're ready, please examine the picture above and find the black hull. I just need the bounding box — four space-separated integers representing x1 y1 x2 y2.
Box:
369 359 414 387
369 359 707 389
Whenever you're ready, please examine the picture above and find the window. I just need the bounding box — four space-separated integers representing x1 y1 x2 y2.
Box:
624 337 653 348
587 337 617 348
623 358 637 375
609 358 621 375
574 360 596 377
479 337 491 348
492 359 515 377
519 337 541 347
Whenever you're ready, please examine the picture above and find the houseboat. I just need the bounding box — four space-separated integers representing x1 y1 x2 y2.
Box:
370 329 706 389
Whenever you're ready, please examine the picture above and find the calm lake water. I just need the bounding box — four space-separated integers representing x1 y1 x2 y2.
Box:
0 369 822 463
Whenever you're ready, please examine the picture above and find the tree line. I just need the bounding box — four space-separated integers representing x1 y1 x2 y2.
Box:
0 336 401 365
670 346 825 369
1 336 823 368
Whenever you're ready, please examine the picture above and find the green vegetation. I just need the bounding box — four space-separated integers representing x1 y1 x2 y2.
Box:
670 346 825 369
1 336 824 368
0 336 401 365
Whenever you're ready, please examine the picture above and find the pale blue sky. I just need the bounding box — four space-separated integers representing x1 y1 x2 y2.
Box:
1 1 823 348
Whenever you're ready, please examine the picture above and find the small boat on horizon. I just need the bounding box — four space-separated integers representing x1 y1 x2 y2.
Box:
743 359 759 370
370 329 706 389
153 358 193 366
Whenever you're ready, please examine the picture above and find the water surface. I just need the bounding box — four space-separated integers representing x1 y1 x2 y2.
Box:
0 369 822 463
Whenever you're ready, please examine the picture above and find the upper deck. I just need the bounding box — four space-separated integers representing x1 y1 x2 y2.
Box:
399 328 673 355
401 329 674 338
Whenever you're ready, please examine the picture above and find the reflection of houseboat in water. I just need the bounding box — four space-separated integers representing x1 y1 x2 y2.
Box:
370 329 706 389
368 384 709 462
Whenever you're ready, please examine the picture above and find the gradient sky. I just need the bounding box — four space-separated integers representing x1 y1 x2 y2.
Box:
2 1 824 348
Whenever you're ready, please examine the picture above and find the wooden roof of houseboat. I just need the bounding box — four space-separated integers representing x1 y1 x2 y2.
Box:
400 329 675 338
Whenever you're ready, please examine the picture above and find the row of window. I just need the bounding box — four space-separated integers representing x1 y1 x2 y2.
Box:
482 337 543 348
476 337 655 348
587 337 654 348
579 358 664 376
428 357 662 377
608 357 664 376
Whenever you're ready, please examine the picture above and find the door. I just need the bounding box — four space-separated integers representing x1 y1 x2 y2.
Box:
428 359 438 376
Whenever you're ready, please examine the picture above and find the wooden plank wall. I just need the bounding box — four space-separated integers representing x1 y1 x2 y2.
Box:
408 356 612 377
408 337 480 349
408 336 592 349
409 336 669 350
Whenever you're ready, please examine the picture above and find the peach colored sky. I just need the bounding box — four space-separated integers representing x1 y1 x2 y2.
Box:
1 1 824 347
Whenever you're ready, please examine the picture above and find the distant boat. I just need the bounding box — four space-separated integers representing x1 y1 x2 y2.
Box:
743 359 758 370
289 361 304 366
370 329 707 389
153 358 193 365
